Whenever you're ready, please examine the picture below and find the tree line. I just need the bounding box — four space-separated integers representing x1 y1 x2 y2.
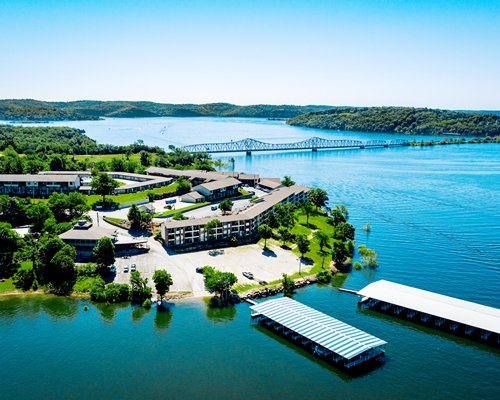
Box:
287 106 500 137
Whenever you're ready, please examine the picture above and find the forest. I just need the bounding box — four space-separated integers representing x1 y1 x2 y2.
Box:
0 125 213 174
0 99 331 121
287 107 500 137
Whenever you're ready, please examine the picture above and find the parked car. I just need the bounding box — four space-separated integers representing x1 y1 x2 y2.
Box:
131 264 137 272
196 266 205 274
123 265 129 273
242 271 254 280
110 265 116 273
211 205 218 211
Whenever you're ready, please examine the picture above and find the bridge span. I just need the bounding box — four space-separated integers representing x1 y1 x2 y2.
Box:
181 137 408 154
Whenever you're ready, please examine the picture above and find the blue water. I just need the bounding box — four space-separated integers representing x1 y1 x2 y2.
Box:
1 118 499 399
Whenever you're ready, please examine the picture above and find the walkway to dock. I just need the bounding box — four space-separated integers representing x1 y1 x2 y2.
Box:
250 297 387 369
358 280 500 344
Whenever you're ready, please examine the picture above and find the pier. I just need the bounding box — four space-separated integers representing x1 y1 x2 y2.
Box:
358 280 500 346
250 297 387 370
182 137 408 154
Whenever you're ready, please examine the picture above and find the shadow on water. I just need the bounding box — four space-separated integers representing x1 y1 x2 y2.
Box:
0 294 79 322
203 297 237 323
359 307 500 354
252 324 384 380
154 308 173 333
131 305 152 323
94 301 129 323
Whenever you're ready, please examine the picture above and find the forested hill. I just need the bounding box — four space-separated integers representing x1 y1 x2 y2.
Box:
0 99 331 121
287 107 500 137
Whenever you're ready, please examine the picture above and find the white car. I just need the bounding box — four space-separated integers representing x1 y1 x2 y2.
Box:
131 264 137 272
123 265 129 273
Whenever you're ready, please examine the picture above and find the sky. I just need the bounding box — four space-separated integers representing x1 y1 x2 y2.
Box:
0 0 499 109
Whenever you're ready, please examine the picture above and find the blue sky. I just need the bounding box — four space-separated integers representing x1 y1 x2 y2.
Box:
0 0 499 109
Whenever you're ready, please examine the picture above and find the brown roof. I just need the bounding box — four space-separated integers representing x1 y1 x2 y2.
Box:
193 177 241 192
182 191 205 200
258 178 282 190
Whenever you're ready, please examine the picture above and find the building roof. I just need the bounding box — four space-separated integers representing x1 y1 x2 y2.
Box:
258 178 283 190
0 174 78 183
250 297 387 360
164 185 309 229
146 167 227 182
182 191 205 200
59 226 147 245
193 177 241 192
358 280 500 335
59 226 118 241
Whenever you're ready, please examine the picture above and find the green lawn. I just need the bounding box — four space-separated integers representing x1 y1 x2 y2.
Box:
155 202 210 218
0 278 16 293
73 153 143 163
87 182 178 205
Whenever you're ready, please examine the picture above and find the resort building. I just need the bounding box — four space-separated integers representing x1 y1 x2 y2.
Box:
161 185 309 248
59 221 148 260
191 177 241 201
0 174 81 196
39 171 173 194
180 191 206 203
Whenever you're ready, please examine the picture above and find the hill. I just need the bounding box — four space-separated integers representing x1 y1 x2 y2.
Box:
287 107 500 137
0 99 331 121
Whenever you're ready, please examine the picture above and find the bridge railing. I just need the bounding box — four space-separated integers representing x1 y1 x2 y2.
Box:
181 137 408 153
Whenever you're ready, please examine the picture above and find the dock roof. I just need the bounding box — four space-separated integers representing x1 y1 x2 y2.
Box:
250 297 387 360
358 280 500 334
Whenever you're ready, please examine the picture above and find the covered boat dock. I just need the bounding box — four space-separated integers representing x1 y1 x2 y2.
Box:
358 280 500 345
250 297 387 370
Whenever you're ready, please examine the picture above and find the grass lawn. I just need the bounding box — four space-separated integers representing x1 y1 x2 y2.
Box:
104 217 126 224
73 153 143 163
73 276 95 293
0 278 16 293
155 202 210 218
87 182 178 205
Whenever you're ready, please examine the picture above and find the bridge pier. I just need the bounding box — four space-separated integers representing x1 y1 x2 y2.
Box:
246 151 252 156
312 148 317 152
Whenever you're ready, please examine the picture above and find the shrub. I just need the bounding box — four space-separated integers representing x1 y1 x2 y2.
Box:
316 269 333 283
142 298 152 309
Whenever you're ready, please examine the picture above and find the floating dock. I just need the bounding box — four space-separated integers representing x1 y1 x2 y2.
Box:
358 280 500 346
250 297 387 370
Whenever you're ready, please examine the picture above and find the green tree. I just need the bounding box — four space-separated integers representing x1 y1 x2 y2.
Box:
282 273 295 297
172 212 187 221
0 223 21 278
90 172 119 203
273 203 297 228
128 204 142 229
301 201 314 226
281 175 295 187
357 244 378 269
204 219 221 241
130 270 151 302
332 222 355 242
295 233 310 259
331 239 349 269
307 188 329 211
176 176 191 193
203 267 237 303
93 236 115 269
218 199 233 215
258 224 272 249
27 203 54 233
278 226 293 247
153 269 173 301
313 230 330 251
139 150 151 166
330 204 349 225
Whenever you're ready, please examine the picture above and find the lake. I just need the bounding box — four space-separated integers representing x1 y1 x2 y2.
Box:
1 117 499 399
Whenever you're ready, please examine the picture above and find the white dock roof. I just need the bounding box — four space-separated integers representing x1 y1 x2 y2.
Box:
250 297 386 360
358 280 500 334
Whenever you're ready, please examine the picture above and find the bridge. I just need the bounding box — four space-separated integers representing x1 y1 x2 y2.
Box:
181 137 408 155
